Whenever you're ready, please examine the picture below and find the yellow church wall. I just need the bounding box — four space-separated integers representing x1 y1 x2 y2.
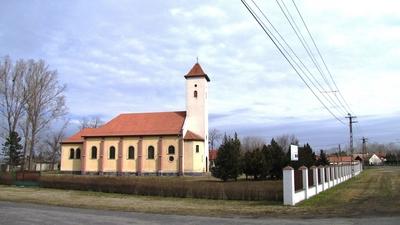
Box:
192 141 204 173
122 137 139 173
60 144 82 171
184 142 193 172
183 141 204 173
103 137 119 172
142 137 158 173
85 138 101 172
61 136 204 174
161 136 180 172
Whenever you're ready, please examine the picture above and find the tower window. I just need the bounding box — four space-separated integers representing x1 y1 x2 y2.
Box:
194 90 198 98
196 145 200 153
194 84 197 87
148 146 155 159
128 146 135 159
109 146 116 159
91 146 97 159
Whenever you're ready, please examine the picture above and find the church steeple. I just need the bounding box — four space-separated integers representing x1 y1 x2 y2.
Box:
184 63 210 82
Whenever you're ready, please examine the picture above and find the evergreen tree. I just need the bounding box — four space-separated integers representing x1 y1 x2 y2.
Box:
211 133 242 181
261 144 273 179
1 131 23 171
301 143 316 167
317 150 330 166
243 148 265 180
268 138 286 179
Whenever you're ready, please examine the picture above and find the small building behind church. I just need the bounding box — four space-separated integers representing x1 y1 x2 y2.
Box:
60 63 210 175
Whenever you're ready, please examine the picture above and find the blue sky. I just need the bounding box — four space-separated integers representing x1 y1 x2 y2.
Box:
1 0 399 150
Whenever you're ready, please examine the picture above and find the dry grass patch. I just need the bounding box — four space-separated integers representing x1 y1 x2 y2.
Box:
1 167 399 218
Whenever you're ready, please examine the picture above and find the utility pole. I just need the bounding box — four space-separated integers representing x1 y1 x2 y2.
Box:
346 113 357 175
361 137 368 165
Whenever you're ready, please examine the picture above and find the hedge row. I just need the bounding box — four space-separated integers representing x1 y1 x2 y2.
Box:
39 175 283 201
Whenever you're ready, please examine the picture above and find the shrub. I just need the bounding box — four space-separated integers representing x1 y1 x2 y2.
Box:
38 175 282 201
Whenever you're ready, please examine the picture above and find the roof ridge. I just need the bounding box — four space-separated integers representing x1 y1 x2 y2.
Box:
118 110 186 116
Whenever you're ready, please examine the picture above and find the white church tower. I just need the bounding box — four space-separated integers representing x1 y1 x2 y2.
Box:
184 63 210 172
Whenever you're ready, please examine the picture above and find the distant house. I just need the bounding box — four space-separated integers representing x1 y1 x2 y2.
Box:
209 149 217 169
369 153 385 166
35 161 59 171
327 155 356 165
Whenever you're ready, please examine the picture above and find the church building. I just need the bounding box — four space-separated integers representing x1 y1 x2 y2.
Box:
60 63 210 175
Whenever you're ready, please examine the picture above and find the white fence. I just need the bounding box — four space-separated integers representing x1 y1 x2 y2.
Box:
283 163 362 205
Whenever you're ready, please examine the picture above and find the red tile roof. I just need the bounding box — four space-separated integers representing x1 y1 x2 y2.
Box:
62 111 186 143
209 149 218 160
328 155 353 163
184 63 210 82
61 128 96 143
183 130 204 141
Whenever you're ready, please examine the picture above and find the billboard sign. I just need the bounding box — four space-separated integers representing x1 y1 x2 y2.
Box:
290 145 298 161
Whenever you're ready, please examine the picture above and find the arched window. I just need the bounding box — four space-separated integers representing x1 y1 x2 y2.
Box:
194 90 198 98
168 145 175 155
91 146 97 159
128 146 135 159
69 148 75 159
109 146 116 159
148 146 155 159
76 148 81 159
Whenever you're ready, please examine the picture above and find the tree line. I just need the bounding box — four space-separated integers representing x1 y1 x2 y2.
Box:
211 133 329 181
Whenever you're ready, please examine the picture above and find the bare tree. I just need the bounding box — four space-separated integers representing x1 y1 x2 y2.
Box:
23 59 67 170
79 116 103 130
44 119 69 170
241 136 266 152
208 128 222 150
0 56 27 136
275 134 299 152
0 57 67 170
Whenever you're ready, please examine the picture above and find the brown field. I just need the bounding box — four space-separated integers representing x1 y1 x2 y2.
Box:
0 167 399 218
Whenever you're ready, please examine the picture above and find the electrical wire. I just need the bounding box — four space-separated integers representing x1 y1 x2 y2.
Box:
241 0 346 125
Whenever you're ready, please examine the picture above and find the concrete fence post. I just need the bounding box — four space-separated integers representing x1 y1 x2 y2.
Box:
348 165 350 179
319 166 325 191
326 166 331 188
299 166 308 199
332 164 337 186
310 166 317 194
283 166 295 206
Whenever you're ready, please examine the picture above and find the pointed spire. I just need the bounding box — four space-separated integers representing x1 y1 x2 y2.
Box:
184 63 210 82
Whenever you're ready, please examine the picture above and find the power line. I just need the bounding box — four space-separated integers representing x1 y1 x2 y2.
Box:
250 0 345 117
291 0 354 115
242 0 346 125
275 0 349 116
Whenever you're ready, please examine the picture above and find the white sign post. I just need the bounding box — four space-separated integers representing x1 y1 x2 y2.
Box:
290 145 298 161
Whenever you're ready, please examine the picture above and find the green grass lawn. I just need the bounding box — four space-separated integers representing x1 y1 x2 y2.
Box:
0 167 399 218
